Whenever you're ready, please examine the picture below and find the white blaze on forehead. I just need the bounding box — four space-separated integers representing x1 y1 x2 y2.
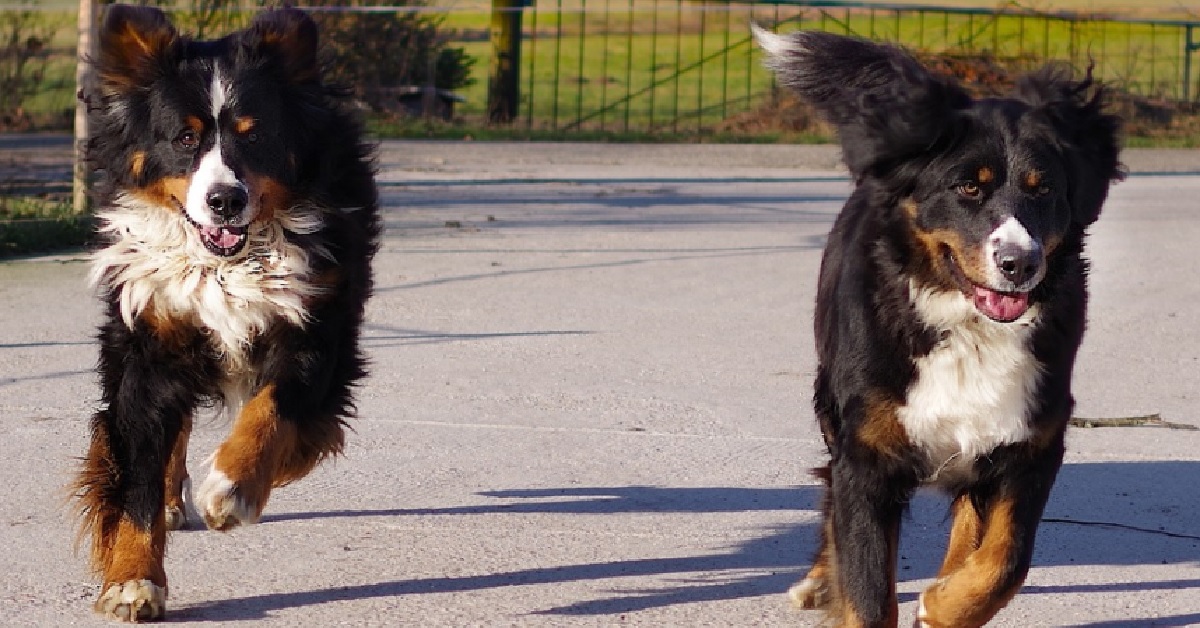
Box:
210 70 228 118
184 69 246 226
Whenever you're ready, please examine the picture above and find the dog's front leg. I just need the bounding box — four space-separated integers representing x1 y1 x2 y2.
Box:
915 446 1062 628
196 307 360 530
196 383 305 530
75 318 205 622
828 457 909 628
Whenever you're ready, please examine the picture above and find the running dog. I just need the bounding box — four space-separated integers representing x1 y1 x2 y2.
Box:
754 27 1122 627
76 5 379 621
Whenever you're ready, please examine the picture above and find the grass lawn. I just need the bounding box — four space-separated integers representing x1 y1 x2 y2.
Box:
439 1 1196 133
0 196 91 258
12 2 1200 137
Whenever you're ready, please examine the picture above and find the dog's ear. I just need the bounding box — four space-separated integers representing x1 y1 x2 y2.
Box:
97 4 178 94
1019 65 1124 227
753 26 970 181
244 7 321 84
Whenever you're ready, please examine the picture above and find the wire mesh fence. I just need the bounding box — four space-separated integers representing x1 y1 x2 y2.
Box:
452 0 1200 135
4 2 1200 138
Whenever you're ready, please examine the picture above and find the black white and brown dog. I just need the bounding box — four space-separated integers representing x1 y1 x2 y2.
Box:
74 5 379 621
753 27 1123 627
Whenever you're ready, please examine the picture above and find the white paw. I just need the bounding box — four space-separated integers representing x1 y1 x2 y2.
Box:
195 469 258 531
94 579 165 622
787 575 831 609
165 478 193 531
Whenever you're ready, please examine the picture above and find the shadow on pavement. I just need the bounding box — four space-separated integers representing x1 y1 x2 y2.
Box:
183 461 1200 621
182 485 820 621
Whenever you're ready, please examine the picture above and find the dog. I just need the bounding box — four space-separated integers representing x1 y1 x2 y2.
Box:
753 27 1122 627
74 5 379 621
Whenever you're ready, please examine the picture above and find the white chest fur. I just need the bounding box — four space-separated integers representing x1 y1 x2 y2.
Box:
90 195 327 364
898 282 1042 484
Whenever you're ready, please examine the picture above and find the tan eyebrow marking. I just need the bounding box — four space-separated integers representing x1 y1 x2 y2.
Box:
1024 170 1043 189
977 167 994 184
234 116 255 134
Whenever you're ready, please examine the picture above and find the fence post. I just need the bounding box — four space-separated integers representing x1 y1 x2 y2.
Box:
74 0 100 215
488 0 525 123
1185 24 1199 103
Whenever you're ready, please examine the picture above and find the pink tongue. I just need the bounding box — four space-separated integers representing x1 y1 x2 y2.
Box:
973 287 1030 322
202 226 243 249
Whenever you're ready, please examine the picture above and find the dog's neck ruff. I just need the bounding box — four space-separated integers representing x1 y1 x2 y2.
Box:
899 280 1043 485
91 194 327 359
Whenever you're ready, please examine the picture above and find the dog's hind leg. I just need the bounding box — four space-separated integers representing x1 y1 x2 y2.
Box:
789 465 834 610
915 448 1061 628
163 415 193 531
937 492 983 579
826 458 908 628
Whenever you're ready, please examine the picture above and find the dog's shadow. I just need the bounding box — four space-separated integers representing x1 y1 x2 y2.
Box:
175 461 1200 624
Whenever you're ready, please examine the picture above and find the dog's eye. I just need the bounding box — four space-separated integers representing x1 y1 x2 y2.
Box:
175 130 199 150
956 182 981 199
1036 185 1051 196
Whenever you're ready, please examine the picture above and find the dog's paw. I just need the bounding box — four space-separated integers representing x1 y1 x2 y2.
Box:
164 504 188 531
94 579 165 623
164 477 192 531
196 469 260 531
788 575 831 609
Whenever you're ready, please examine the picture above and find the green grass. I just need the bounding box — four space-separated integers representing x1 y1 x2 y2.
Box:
367 114 831 143
0 196 92 258
15 2 1200 141
438 3 1198 133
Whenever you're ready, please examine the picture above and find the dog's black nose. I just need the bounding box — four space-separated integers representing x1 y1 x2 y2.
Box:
206 185 248 219
993 243 1042 286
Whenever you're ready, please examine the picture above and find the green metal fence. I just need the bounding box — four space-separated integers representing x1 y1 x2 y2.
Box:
447 0 1200 135
6 2 1200 138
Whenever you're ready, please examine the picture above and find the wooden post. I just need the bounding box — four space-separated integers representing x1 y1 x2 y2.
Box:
73 0 99 215
487 0 523 123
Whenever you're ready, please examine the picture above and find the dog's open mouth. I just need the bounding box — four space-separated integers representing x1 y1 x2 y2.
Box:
971 286 1030 323
184 212 249 257
941 245 1031 323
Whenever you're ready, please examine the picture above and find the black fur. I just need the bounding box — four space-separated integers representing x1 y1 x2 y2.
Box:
75 5 379 620
758 28 1122 627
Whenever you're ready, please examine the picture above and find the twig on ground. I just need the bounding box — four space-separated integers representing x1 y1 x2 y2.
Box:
1069 414 1197 430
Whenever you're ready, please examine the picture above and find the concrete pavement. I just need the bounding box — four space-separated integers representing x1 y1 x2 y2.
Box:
0 140 1197 626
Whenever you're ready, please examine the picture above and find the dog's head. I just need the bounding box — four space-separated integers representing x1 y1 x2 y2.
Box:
93 5 324 258
754 28 1123 323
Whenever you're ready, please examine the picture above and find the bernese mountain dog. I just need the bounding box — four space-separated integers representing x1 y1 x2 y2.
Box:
753 28 1123 627
74 5 379 621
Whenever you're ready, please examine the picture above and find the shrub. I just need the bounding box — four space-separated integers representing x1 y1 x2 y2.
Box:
304 0 475 111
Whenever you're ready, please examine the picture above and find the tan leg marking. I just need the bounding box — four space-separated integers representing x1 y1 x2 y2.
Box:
790 515 833 610
164 415 192 531
917 497 1023 628
195 384 340 530
197 385 293 530
939 493 983 578
94 516 167 622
